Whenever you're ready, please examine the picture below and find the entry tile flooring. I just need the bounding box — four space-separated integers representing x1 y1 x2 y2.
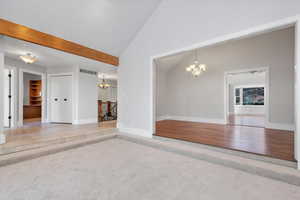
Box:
155 120 295 161
1 121 117 155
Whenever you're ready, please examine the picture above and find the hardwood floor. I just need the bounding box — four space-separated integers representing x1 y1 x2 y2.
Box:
155 120 295 161
229 114 265 127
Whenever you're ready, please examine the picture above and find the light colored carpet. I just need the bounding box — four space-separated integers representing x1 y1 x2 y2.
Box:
0 138 299 200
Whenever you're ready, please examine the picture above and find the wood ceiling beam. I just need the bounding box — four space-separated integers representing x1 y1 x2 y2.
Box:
0 18 119 66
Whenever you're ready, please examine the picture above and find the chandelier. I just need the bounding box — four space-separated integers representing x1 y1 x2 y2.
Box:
98 75 110 89
185 49 206 77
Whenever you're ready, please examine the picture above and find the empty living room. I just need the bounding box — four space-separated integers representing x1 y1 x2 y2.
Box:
1 0 300 199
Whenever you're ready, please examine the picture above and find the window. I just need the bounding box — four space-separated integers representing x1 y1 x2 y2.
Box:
243 87 264 105
234 87 264 106
235 88 241 105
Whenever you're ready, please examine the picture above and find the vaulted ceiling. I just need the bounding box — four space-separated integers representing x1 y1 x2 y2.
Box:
0 0 162 56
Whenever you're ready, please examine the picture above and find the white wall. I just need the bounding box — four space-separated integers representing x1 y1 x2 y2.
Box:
118 0 300 137
0 52 5 144
77 69 98 124
47 66 75 74
156 69 168 118
156 28 294 127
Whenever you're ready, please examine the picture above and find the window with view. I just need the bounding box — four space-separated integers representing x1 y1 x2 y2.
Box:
234 87 264 106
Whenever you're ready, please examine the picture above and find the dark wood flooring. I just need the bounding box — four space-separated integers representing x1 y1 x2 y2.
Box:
155 120 295 161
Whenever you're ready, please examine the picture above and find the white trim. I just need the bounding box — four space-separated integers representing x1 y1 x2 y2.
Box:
0 133 6 145
234 84 265 88
150 60 156 135
295 18 300 165
47 72 74 124
150 15 300 168
4 66 17 128
73 118 98 125
118 127 153 138
117 122 153 138
156 115 171 121
73 67 79 124
157 115 226 125
265 122 294 131
19 69 46 126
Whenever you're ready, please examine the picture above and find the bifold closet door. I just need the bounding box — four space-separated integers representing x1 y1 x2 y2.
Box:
50 75 72 123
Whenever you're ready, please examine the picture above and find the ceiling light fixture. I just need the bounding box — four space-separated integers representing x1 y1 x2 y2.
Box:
185 49 206 77
98 75 110 89
20 53 37 64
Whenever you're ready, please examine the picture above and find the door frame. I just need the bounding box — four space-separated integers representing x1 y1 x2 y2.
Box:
18 69 46 126
224 67 269 127
47 73 75 124
4 66 17 128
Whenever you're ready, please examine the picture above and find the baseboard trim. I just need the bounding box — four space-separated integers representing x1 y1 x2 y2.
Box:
157 115 226 125
17 121 23 127
73 118 98 125
0 134 6 144
117 126 152 138
265 122 294 131
156 115 171 121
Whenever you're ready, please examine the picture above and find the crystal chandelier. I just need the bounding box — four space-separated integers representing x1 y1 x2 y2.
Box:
185 49 206 77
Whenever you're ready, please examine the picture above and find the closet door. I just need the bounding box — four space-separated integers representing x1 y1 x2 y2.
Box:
50 75 72 123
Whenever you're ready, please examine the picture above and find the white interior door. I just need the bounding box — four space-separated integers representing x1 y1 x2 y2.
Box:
50 75 72 123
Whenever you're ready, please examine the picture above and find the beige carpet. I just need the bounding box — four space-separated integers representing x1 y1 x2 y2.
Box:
0 138 299 200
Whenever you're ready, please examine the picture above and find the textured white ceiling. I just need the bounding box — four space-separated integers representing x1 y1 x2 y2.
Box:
0 0 162 56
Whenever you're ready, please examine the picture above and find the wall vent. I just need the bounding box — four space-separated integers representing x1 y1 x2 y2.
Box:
80 69 97 75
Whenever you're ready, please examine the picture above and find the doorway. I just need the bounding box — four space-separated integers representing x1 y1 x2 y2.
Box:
19 69 46 127
97 73 118 123
225 69 267 128
22 72 42 126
